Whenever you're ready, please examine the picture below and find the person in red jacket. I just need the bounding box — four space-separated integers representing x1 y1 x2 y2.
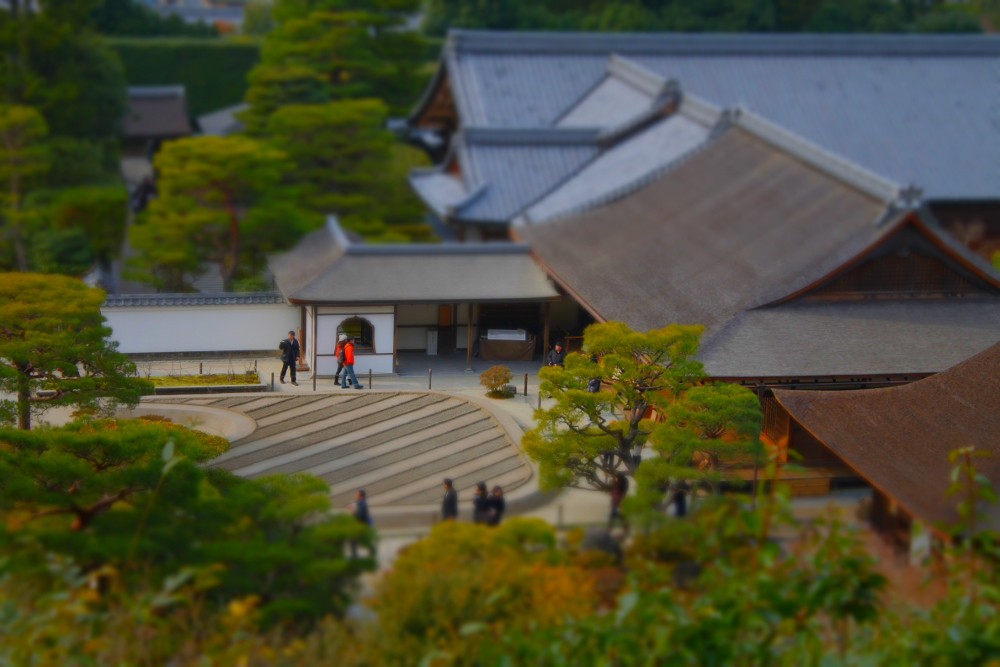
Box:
340 336 363 389
333 333 347 384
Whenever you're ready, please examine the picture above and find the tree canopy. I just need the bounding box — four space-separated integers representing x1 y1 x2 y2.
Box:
0 273 150 429
128 135 303 291
422 0 984 34
523 321 762 497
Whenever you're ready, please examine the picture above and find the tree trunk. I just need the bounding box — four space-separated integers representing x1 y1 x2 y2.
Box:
17 367 29 429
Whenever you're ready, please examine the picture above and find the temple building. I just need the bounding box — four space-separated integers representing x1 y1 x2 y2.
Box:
774 342 1000 555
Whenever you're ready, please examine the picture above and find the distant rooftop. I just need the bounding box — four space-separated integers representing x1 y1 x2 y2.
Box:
414 30 1000 200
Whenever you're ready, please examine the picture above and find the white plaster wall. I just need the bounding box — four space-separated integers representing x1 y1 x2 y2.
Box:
102 304 299 354
314 306 396 375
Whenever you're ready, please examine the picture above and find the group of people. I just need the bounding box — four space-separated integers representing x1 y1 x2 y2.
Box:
278 330 365 389
441 478 505 525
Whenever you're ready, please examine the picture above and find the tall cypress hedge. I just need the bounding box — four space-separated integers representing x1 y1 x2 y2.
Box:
106 38 261 117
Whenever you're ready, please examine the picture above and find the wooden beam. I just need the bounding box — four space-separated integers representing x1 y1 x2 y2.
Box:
465 303 474 372
541 302 550 363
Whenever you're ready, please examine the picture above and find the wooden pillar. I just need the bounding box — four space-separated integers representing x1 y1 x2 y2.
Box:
309 305 317 378
465 303 474 372
541 301 550 363
392 304 399 369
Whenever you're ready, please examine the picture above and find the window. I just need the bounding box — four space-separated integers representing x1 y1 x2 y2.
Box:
338 317 375 353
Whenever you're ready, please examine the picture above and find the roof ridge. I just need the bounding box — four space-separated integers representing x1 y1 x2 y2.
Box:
448 29 1000 56
728 107 901 203
606 53 671 96
516 97 727 226
460 126 603 144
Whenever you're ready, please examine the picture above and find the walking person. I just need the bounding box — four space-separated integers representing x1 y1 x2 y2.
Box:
485 485 505 526
340 336 364 390
441 478 458 521
609 473 628 528
348 489 372 558
279 330 300 386
472 482 489 523
333 334 348 385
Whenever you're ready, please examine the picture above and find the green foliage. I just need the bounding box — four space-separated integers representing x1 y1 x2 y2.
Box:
0 420 373 632
0 105 49 271
107 37 261 116
368 519 595 664
422 0 983 34
243 0 426 124
0 273 151 429
0 14 127 144
33 184 128 267
524 321 752 493
244 0 278 36
29 227 95 276
266 100 389 228
128 135 300 291
231 274 274 292
92 0 221 37
0 417 218 530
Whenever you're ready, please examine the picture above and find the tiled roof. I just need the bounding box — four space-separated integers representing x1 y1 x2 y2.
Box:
701 299 1000 377
270 217 558 303
104 292 285 308
429 30 1000 199
774 342 1000 531
519 122 894 336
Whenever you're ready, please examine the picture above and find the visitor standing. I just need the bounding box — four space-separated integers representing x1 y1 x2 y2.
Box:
485 485 505 526
349 489 372 558
472 482 489 523
279 330 300 386
547 342 566 367
609 473 628 527
333 334 348 385
340 336 363 390
441 478 458 520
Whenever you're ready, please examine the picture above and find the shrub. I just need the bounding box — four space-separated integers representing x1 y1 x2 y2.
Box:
480 365 514 398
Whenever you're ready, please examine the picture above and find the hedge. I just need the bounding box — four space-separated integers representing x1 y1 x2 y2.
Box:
107 37 261 117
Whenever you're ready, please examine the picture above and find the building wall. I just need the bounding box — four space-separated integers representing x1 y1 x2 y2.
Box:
315 305 395 375
102 303 299 354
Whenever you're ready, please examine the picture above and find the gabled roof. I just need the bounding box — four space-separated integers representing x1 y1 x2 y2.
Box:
518 110 900 336
409 90 716 225
413 30 1000 199
125 86 192 140
270 218 559 304
774 342 1000 532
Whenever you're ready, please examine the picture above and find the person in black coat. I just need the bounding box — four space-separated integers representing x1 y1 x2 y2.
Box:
485 485 505 526
472 481 489 523
279 330 300 385
441 478 458 520
547 342 566 367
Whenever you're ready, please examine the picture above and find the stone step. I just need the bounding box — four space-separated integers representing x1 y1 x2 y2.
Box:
272 409 489 477
317 422 500 489
213 394 423 466
240 394 334 420
253 395 364 428
228 403 480 476
330 436 512 506
246 393 397 439
230 398 469 476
